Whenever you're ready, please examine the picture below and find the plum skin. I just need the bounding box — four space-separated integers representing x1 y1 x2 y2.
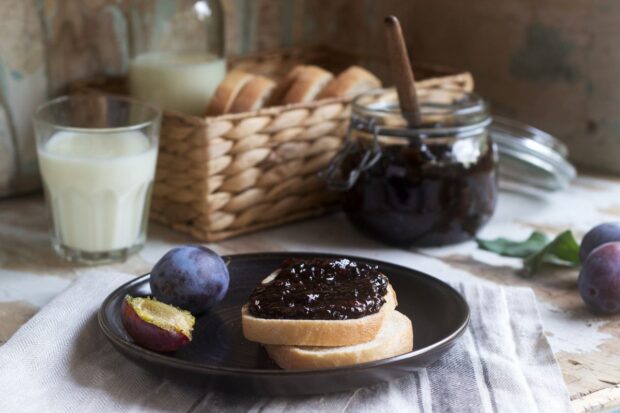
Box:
580 223 620 262
150 245 229 314
121 298 191 352
579 242 620 314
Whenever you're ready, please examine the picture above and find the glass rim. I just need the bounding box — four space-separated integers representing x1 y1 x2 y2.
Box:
352 86 489 119
33 94 162 133
352 119 492 142
351 86 491 140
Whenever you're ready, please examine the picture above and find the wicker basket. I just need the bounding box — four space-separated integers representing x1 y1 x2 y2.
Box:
73 46 473 242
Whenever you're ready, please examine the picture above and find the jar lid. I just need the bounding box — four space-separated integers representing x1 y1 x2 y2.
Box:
352 88 490 135
490 116 576 191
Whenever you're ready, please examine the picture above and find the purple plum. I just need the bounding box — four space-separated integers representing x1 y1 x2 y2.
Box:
150 245 229 314
121 295 195 352
579 242 620 314
580 222 620 262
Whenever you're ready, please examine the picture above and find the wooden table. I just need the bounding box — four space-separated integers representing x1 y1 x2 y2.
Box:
2 175 620 412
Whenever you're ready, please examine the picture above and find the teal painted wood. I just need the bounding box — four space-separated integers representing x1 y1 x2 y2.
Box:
0 58 20 197
101 4 129 74
0 0 48 197
235 0 253 54
279 0 295 47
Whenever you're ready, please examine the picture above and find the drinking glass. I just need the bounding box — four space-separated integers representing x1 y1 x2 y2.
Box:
33 95 161 264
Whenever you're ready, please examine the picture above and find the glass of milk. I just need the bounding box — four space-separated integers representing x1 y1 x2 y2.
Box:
33 95 161 264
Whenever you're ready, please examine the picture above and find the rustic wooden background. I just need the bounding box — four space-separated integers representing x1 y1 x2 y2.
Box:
1 0 618 175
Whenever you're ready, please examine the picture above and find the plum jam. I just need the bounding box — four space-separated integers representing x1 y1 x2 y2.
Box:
325 88 497 246
248 258 388 320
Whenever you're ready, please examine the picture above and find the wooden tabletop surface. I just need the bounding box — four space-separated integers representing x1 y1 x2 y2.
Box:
2 175 620 412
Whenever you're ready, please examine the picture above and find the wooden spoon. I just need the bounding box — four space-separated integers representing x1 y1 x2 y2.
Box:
384 15 422 127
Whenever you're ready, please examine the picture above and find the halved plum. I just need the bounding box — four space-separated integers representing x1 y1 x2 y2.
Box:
121 295 195 352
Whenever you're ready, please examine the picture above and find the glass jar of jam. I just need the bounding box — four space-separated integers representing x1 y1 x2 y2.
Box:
324 88 497 246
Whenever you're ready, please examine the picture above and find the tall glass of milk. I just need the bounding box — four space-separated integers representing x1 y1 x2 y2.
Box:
33 95 161 264
128 0 226 115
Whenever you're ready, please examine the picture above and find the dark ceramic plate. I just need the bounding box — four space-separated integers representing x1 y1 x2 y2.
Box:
99 252 469 396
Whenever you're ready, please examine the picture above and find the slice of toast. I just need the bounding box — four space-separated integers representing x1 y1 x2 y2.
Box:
317 65 382 100
242 284 397 347
265 310 413 370
205 70 254 116
267 65 307 106
281 65 334 104
229 75 276 113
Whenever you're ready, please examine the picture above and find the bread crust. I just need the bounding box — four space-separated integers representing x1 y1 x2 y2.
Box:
242 285 397 347
206 71 254 116
282 66 334 104
229 75 276 113
267 65 307 106
416 72 474 92
317 65 382 100
265 310 413 370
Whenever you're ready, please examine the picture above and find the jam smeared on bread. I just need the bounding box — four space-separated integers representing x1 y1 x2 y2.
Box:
242 256 412 368
248 258 389 320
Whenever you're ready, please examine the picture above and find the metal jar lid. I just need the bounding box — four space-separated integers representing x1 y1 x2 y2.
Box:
490 116 576 191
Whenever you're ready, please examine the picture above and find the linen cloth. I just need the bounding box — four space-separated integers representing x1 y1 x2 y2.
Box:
0 270 573 413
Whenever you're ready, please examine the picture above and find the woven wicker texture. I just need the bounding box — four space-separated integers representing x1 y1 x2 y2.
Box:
150 99 349 241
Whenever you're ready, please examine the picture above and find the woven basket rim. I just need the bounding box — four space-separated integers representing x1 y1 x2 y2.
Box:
205 96 349 122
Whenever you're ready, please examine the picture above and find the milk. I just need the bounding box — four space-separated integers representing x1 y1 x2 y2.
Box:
38 130 157 253
129 51 226 116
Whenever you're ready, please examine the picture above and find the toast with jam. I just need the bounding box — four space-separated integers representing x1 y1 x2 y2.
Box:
241 258 413 369
265 310 413 370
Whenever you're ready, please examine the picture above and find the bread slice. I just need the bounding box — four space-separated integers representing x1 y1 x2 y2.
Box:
317 65 382 100
242 284 397 347
265 310 413 370
229 75 276 113
267 65 307 106
282 65 334 104
416 72 474 92
205 70 254 116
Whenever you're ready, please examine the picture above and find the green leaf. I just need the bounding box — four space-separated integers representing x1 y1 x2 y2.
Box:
476 231 550 258
523 230 580 277
476 230 581 277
